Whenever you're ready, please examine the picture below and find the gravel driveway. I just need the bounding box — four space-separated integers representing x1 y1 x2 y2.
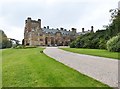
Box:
43 47 119 88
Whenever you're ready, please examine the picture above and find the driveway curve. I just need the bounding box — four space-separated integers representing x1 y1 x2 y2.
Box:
43 47 118 87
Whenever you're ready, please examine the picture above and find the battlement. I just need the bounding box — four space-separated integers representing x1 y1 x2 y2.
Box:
25 17 41 24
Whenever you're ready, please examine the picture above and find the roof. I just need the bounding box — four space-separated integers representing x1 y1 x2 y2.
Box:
42 28 72 35
78 30 91 35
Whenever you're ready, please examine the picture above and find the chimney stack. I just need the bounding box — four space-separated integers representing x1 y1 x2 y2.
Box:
82 28 84 32
60 28 64 30
44 26 46 29
47 26 49 29
91 26 94 32
71 28 76 33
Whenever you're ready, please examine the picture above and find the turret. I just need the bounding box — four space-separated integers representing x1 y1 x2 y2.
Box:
38 19 41 28
27 17 31 22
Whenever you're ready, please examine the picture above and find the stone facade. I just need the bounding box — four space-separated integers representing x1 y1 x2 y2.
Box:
24 17 92 46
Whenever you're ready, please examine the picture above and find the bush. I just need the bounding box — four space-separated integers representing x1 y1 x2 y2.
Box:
15 45 25 49
70 41 76 48
98 39 107 49
107 34 120 52
25 46 37 49
14 45 37 49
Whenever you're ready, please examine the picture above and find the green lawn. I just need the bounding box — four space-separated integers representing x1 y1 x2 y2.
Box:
0 50 2 89
2 48 110 87
60 48 119 59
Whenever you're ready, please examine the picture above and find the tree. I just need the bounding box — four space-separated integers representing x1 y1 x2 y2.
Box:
105 8 120 37
0 30 12 49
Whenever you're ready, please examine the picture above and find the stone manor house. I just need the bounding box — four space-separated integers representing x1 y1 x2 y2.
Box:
24 17 94 46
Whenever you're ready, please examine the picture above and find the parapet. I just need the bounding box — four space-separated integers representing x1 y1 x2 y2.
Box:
27 17 31 20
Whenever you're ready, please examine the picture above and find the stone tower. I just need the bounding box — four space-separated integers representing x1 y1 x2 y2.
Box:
24 17 42 46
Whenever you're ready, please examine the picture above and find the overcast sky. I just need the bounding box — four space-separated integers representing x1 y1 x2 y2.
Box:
0 0 119 42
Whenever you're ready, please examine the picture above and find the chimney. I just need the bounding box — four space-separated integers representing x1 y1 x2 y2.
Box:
47 26 49 29
91 26 94 32
71 28 76 33
60 28 64 30
64 29 67 31
82 28 84 32
37 19 41 28
44 26 46 29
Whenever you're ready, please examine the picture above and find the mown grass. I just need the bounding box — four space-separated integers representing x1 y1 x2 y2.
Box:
0 50 2 88
2 48 111 87
60 48 119 59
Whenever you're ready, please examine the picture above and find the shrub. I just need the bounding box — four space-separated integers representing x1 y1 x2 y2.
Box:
70 41 76 48
25 46 37 49
15 45 25 49
14 45 36 49
98 39 107 49
107 34 120 52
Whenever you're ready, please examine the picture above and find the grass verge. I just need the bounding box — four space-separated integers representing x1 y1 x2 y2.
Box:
60 48 119 59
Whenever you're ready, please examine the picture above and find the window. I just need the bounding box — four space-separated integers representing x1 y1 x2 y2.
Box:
40 39 43 41
40 34 42 36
